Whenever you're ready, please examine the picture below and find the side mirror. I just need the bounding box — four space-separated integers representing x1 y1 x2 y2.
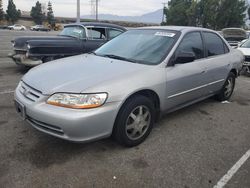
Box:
173 51 196 65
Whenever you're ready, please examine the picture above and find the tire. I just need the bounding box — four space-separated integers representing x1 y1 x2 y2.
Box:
215 72 236 101
113 95 155 147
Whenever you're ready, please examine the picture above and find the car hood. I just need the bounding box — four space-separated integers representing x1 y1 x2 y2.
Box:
237 47 250 56
14 35 76 49
22 54 149 95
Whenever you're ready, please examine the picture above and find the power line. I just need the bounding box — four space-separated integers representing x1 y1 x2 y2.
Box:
90 0 96 17
89 0 100 21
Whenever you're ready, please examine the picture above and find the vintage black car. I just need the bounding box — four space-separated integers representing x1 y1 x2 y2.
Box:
9 22 127 67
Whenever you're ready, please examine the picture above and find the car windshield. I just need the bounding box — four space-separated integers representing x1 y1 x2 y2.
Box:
241 39 250 48
95 29 179 65
59 26 86 39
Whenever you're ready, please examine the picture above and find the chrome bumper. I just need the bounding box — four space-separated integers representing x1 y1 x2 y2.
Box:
8 53 42 67
243 61 250 66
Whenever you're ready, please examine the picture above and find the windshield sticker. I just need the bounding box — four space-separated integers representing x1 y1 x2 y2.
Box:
155 32 176 37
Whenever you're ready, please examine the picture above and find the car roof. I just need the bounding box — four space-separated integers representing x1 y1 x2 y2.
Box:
65 22 127 31
135 26 216 33
222 27 245 31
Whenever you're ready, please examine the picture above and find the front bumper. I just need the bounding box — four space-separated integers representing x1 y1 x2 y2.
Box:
243 61 250 66
14 83 122 142
8 53 42 67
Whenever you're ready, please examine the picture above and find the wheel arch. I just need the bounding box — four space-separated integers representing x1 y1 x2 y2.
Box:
230 68 238 77
114 89 161 126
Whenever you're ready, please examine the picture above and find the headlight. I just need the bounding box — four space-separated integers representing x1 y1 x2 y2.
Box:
47 93 108 109
11 41 15 47
27 44 31 49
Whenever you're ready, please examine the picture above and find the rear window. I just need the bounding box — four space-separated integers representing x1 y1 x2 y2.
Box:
87 27 106 40
203 32 228 57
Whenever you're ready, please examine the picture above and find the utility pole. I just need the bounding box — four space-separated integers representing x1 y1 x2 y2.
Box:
162 2 167 23
77 0 80 23
96 0 99 21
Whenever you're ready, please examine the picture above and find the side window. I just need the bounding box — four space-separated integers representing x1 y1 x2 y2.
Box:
109 29 123 39
203 32 227 57
176 32 204 61
87 27 106 40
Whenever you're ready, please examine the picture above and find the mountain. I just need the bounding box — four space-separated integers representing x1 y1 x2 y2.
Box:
81 9 163 24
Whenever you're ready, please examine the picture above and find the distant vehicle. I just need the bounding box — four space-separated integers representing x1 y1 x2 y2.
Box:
8 24 27 31
0 25 8 29
9 22 127 67
246 31 250 38
216 30 223 36
221 28 247 47
238 39 250 76
30 25 50 32
14 26 243 147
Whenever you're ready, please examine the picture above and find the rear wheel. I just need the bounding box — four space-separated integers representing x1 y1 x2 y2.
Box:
215 72 236 101
113 95 155 147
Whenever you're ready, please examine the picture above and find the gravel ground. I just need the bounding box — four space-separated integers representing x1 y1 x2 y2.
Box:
0 29 250 188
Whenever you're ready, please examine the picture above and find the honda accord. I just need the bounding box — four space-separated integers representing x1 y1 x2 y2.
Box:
14 26 243 147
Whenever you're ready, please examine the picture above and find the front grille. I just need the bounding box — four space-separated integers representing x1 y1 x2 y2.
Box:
245 56 250 62
27 116 64 135
19 81 43 102
15 50 27 55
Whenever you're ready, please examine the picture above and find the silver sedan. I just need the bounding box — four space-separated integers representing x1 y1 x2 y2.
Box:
14 26 243 147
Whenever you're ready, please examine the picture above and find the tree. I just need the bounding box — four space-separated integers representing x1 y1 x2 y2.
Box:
30 1 45 24
6 0 21 24
196 0 220 29
216 0 246 29
248 6 250 20
164 0 247 29
0 0 4 21
166 0 193 26
47 1 55 26
186 0 199 26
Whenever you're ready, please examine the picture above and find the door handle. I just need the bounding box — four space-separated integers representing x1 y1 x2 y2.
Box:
200 70 206 74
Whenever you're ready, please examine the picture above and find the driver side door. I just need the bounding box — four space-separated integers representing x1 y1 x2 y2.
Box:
165 31 208 111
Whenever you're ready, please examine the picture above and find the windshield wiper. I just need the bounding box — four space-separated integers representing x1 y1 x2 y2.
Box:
101 54 138 63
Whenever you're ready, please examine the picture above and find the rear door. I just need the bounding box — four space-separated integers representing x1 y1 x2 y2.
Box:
201 31 231 94
165 31 208 110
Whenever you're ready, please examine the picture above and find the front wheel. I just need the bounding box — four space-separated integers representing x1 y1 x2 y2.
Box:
113 95 155 147
215 72 236 101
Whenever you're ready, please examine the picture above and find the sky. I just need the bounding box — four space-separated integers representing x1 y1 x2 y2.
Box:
2 0 166 17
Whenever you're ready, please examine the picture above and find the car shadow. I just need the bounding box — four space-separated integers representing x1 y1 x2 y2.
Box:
13 130 127 169
18 98 217 169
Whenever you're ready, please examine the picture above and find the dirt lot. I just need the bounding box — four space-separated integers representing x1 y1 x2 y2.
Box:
0 30 250 188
